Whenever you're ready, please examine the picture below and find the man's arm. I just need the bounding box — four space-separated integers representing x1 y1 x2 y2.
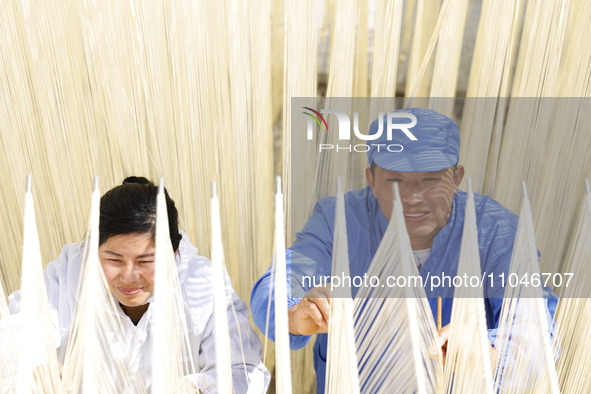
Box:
250 199 337 349
250 249 314 350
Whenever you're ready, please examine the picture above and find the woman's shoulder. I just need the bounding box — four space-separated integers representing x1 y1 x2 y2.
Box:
174 231 240 306
174 232 217 330
176 231 212 274
175 231 215 294
9 240 84 316
45 241 86 279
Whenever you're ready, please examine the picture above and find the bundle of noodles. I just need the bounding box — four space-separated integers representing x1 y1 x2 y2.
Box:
151 179 196 393
429 0 469 116
0 269 9 318
460 0 523 194
15 176 62 392
282 0 317 241
272 177 293 393
553 180 591 392
0 270 17 391
354 183 442 393
533 100 591 273
492 183 559 393
405 0 441 98
406 0 451 100
325 178 360 394
493 0 570 211
310 0 363 201
442 179 493 393
211 180 267 393
210 183 233 394
370 0 403 98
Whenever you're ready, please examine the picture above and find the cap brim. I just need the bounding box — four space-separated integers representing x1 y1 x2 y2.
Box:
373 150 457 172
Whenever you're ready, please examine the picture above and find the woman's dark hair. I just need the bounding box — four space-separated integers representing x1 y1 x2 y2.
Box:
99 176 182 251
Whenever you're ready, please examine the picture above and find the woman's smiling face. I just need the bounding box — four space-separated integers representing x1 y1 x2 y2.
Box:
98 232 155 313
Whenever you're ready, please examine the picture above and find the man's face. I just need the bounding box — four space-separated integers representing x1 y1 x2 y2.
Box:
366 164 464 250
99 232 155 311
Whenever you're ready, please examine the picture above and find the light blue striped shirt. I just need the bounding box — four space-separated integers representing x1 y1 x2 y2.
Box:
9 232 270 393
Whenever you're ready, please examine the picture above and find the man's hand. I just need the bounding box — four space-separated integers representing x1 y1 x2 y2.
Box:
437 324 451 365
288 287 331 336
436 324 497 368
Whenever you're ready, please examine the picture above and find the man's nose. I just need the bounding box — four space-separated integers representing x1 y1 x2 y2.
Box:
400 183 425 205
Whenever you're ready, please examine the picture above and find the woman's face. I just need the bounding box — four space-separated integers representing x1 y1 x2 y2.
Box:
98 232 155 311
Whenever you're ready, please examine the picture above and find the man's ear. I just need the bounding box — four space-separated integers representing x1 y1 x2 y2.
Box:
366 167 376 194
454 165 465 189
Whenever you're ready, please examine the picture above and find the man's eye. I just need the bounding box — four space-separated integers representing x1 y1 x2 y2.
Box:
109 259 122 263
138 261 153 264
424 178 439 181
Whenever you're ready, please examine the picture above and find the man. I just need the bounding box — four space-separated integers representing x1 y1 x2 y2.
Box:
250 107 557 392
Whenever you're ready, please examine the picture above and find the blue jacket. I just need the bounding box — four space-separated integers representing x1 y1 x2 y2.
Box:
250 186 558 393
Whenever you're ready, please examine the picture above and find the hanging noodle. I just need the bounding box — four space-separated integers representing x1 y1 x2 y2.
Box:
325 178 360 394
429 0 469 116
281 1 318 388
210 182 233 394
442 179 493 393
492 183 559 393
151 179 196 393
553 180 591 392
16 175 61 393
272 176 293 393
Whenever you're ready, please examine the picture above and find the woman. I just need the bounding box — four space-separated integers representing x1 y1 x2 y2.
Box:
9 176 270 393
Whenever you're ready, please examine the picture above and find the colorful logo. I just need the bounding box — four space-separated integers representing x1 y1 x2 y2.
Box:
302 107 328 138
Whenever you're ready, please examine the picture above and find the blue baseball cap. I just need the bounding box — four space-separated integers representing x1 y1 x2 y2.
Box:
367 107 460 172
